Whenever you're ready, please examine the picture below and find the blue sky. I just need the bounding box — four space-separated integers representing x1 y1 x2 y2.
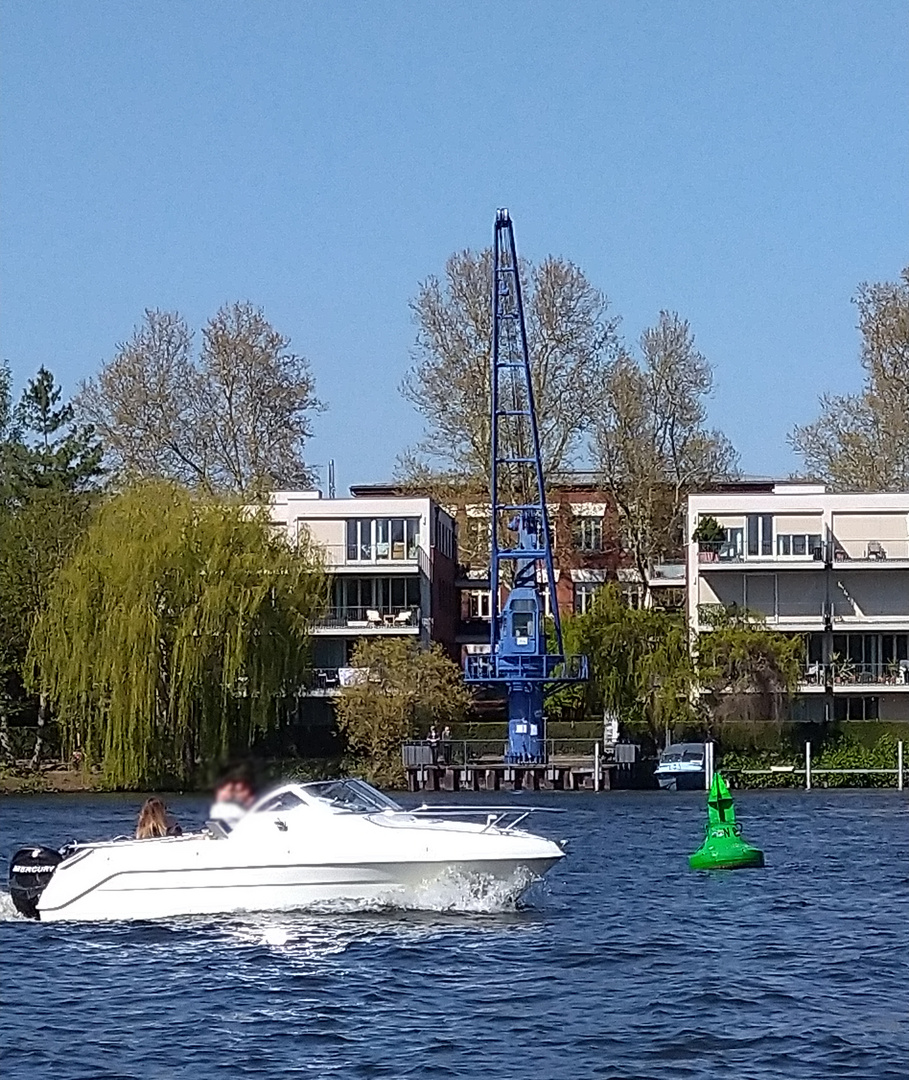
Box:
2 1 906 492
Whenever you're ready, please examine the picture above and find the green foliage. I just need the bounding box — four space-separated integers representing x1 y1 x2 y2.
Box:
549 588 805 747
9 366 102 494
0 367 104 734
560 584 696 743
692 515 725 544
335 638 472 788
721 735 902 789
698 607 803 729
28 481 327 788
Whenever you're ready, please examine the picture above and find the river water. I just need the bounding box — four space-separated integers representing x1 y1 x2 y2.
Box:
0 789 905 1079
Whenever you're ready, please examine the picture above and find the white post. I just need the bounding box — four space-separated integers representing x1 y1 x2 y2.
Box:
704 741 714 790
805 741 812 790
898 741 904 792
594 741 601 793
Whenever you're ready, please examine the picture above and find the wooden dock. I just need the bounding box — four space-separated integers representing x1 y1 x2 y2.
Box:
403 740 645 792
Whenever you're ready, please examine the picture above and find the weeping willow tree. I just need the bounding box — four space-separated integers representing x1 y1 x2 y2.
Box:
566 584 696 746
697 606 804 731
28 482 327 788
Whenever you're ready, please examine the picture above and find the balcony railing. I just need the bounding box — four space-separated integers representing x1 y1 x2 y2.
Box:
312 606 421 629
830 662 909 686
698 540 909 565
799 662 909 687
300 667 371 692
697 542 826 564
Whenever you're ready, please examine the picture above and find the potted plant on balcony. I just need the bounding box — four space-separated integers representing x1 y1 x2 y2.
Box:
693 516 726 562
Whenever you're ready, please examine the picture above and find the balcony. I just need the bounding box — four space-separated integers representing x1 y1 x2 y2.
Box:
697 542 826 568
311 606 421 633
697 539 909 569
299 667 370 696
831 661 909 688
798 661 909 691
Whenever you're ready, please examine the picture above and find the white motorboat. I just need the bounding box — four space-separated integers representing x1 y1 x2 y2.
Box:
654 742 706 791
8 779 564 922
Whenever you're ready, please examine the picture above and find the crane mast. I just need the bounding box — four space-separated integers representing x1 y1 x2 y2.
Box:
464 209 588 763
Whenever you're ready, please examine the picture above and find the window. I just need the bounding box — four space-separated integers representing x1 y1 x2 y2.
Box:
346 519 373 561
466 590 492 619
833 697 880 722
433 512 454 559
511 600 535 641
572 515 603 552
334 577 419 615
776 533 822 557
725 527 744 556
345 518 420 562
574 582 600 614
746 515 773 557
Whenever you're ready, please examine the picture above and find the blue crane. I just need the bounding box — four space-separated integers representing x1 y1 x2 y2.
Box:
464 209 588 764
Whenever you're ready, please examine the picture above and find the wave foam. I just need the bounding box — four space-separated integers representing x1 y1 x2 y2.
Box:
0 891 27 921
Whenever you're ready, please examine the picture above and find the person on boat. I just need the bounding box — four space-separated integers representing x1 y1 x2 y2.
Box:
208 775 256 830
136 797 182 839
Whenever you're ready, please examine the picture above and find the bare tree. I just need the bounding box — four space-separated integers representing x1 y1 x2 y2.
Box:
594 311 738 589
399 248 620 485
78 302 323 494
790 268 909 490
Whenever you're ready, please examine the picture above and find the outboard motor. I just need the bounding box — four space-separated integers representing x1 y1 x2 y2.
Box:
9 846 63 920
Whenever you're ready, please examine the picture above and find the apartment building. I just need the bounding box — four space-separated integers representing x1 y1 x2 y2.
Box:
352 474 631 650
687 484 909 722
268 491 458 690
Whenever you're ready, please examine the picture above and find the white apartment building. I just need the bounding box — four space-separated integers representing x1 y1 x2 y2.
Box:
687 484 909 723
269 491 458 691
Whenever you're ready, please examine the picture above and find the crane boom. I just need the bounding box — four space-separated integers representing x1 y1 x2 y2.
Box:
464 209 588 764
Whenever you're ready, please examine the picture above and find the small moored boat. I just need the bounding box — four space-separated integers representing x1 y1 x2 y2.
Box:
654 742 705 791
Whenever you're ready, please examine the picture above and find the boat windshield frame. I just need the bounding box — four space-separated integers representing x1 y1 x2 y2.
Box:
298 778 403 814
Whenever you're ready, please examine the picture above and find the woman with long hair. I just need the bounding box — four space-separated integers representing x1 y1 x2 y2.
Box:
136 798 181 839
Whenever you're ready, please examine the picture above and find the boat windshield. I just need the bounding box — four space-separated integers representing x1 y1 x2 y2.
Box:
301 779 402 814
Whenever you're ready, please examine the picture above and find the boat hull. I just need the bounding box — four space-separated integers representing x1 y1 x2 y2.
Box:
37 855 559 922
656 769 705 791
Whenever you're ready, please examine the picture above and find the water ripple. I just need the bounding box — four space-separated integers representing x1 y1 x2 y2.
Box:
1 788 907 1079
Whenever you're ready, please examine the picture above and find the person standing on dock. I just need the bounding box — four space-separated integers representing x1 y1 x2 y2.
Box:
440 725 452 765
427 725 440 766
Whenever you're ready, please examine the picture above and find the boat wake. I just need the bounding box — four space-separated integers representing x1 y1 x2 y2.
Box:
0 890 27 921
299 866 538 916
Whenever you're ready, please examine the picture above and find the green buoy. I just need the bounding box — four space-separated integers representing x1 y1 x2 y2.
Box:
689 772 764 871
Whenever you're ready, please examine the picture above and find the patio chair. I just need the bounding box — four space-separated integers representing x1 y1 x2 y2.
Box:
366 609 382 626
393 609 413 626
867 541 886 560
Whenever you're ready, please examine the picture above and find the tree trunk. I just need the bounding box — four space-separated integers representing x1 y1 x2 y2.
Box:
30 694 47 771
0 711 13 764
